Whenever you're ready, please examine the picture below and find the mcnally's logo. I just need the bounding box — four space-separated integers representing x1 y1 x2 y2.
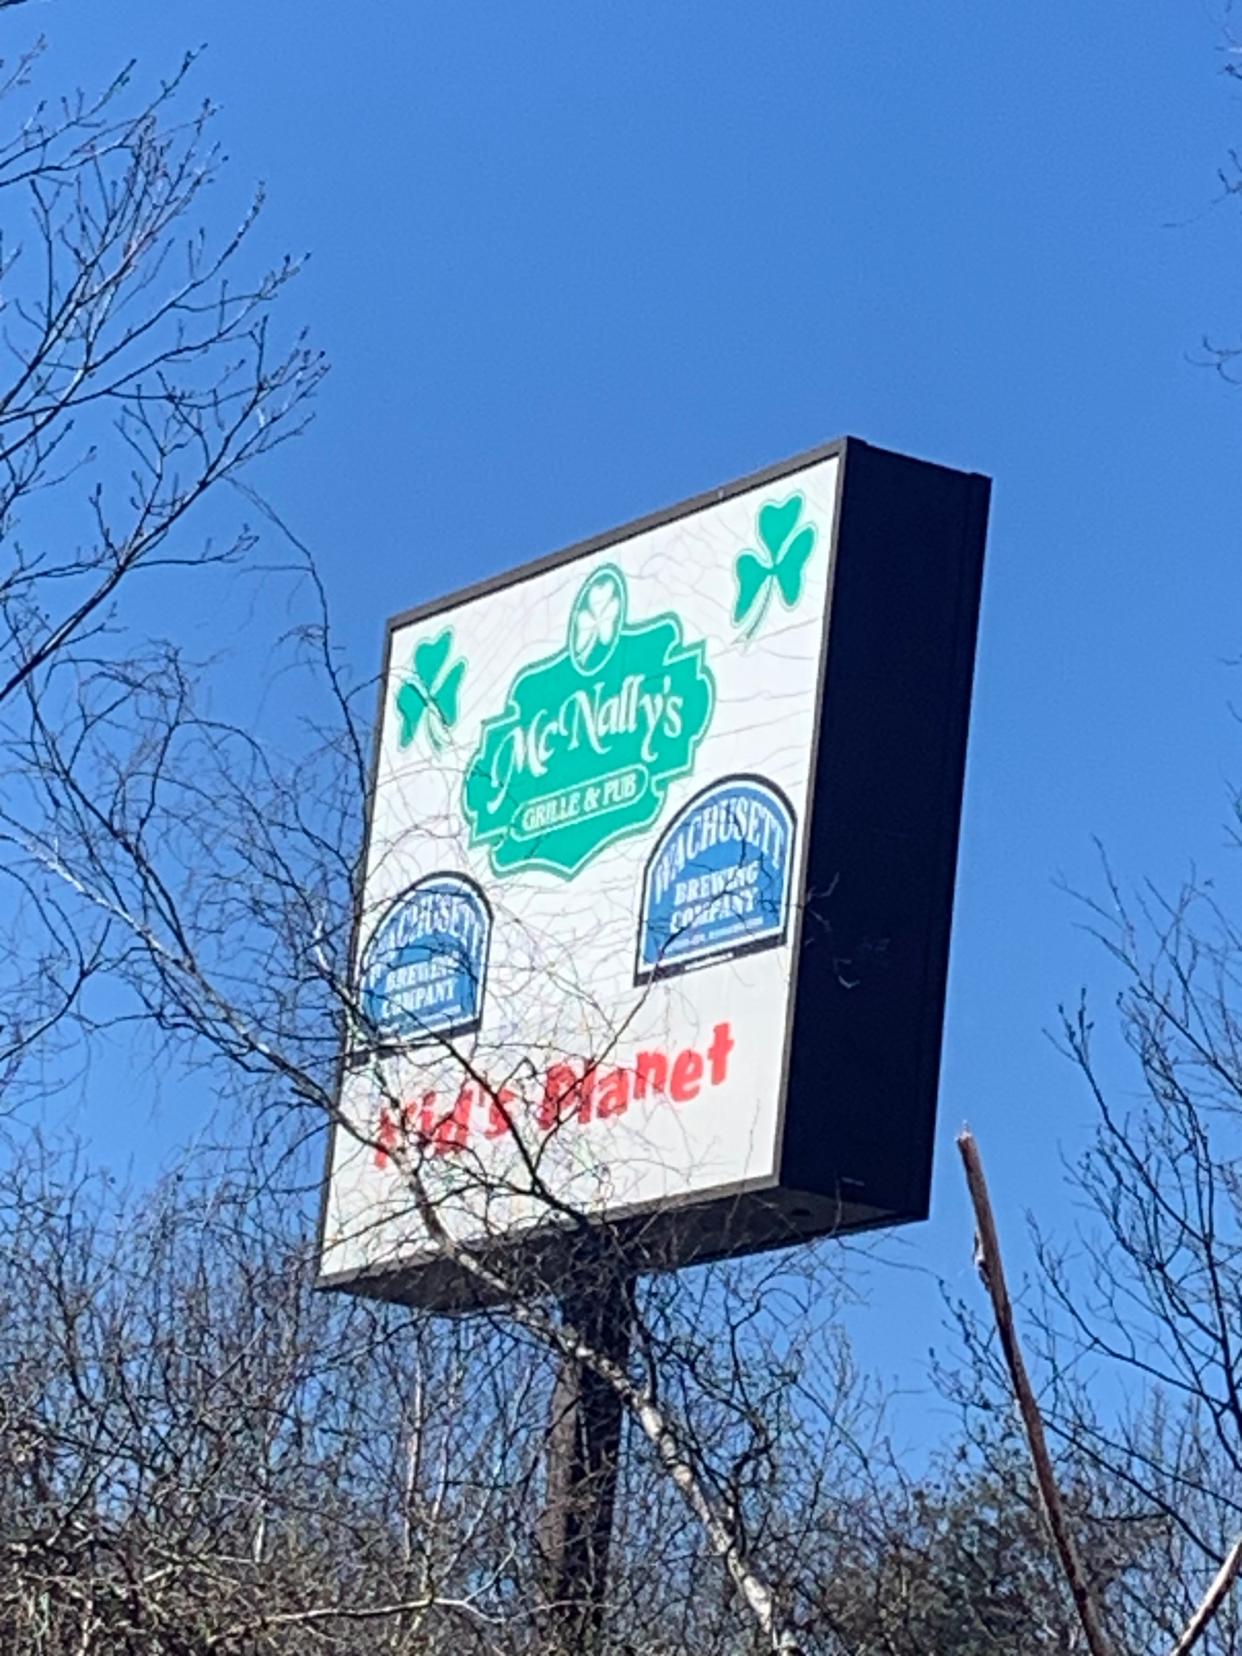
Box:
357 873 491 1048
463 566 715 878
636 774 796 984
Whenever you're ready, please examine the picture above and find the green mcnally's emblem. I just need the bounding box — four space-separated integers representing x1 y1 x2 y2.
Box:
395 627 466 753
733 492 818 638
463 566 714 879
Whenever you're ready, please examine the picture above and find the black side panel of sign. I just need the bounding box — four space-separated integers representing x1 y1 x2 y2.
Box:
780 440 989 1226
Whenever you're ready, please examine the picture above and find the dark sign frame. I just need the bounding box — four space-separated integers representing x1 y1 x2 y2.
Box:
317 437 990 1310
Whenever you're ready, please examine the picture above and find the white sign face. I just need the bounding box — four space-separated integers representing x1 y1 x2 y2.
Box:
320 454 842 1283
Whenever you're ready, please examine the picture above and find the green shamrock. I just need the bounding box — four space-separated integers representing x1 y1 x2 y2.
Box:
732 493 818 638
395 627 466 752
569 565 625 675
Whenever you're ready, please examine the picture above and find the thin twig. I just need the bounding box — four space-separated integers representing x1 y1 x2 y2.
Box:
957 1128 1114 1656
1170 1535 1242 1656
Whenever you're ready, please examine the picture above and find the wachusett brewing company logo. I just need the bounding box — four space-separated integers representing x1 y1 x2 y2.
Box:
357 873 491 1048
635 775 796 985
463 566 715 878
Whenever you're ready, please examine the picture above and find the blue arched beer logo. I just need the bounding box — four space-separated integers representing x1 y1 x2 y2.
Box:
359 873 491 1046
635 774 796 985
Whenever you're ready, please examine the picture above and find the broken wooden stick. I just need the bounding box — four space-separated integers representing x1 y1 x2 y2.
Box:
957 1127 1114 1656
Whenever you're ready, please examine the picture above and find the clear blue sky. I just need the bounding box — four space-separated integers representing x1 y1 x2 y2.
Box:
25 3 1242 1417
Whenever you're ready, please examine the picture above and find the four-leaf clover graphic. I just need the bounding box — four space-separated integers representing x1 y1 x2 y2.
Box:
732 493 817 639
395 627 466 752
569 565 625 674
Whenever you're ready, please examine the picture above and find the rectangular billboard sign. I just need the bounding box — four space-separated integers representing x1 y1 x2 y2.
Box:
317 438 989 1309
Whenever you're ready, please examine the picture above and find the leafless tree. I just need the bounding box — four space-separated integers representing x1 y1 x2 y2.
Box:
3 1114 1211 1654
923 849 1242 1654
1045 862 1242 1652
0 39 323 1115
0 1133 558 1651
0 1115 952 1656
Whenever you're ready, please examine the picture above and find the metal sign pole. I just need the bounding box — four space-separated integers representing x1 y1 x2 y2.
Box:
539 1275 634 1654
